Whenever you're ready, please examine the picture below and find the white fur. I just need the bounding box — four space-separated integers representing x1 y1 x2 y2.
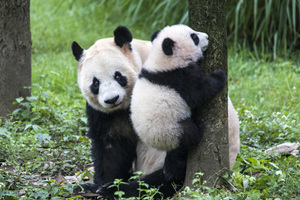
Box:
131 24 206 151
228 97 240 168
135 140 166 176
135 97 240 171
131 25 241 167
144 24 208 72
76 31 239 176
77 38 150 113
131 78 191 151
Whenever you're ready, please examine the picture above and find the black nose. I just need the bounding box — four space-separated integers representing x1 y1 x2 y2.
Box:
104 95 119 104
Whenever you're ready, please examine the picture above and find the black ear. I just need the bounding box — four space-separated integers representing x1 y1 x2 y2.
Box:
114 26 133 48
71 41 84 61
151 30 161 42
162 38 175 56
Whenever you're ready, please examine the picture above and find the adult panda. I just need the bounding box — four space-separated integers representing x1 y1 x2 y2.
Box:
98 24 239 199
71 26 164 194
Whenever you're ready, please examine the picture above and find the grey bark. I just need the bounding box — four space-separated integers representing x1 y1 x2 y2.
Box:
184 0 229 188
0 0 31 117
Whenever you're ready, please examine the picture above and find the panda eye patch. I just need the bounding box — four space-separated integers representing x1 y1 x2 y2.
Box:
93 77 100 87
114 71 122 81
191 33 199 46
90 77 100 95
114 71 127 87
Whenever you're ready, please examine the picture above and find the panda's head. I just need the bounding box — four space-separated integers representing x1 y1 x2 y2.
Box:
145 24 208 72
71 26 143 113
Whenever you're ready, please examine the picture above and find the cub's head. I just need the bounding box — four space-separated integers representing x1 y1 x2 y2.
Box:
71 26 143 113
145 24 209 72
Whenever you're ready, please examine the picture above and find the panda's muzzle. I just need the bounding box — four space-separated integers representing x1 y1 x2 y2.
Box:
104 95 119 105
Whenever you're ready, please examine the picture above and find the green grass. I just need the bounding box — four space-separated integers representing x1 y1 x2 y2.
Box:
0 0 299 199
227 0 300 59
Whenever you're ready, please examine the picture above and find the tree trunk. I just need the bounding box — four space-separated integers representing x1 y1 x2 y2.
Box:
0 0 31 117
184 0 229 188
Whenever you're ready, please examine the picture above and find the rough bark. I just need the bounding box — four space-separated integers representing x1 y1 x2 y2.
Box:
184 0 229 188
0 0 31 117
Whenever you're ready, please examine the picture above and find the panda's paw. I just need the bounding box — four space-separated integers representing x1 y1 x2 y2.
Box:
96 182 116 199
163 149 187 182
73 183 99 194
193 117 204 131
211 70 227 81
211 70 227 91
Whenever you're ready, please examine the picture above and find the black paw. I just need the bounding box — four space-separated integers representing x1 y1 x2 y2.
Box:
73 183 100 194
211 70 226 80
163 149 187 182
193 117 204 132
211 70 227 91
96 182 116 200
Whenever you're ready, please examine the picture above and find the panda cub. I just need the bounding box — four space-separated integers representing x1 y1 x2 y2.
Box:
130 24 227 179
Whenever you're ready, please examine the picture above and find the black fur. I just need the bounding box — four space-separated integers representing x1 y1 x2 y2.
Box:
97 63 227 199
114 71 128 87
74 103 137 193
90 77 100 95
75 103 184 199
114 26 133 48
140 63 227 110
98 155 186 199
71 41 83 61
191 33 199 45
151 30 161 42
72 25 226 199
162 38 175 56
104 96 119 104
139 62 227 185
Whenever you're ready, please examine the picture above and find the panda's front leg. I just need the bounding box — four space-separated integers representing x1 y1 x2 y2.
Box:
178 117 205 148
75 137 136 195
195 69 227 107
92 137 137 186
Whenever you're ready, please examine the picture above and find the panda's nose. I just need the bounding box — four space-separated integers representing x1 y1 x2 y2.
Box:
104 95 119 104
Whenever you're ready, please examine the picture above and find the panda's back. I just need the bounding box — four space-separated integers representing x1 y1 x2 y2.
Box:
131 78 191 151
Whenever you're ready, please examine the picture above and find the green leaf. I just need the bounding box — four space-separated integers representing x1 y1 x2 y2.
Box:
27 96 38 102
248 158 260 165
114 191 125 197
243 178 249 191
35 133 51 143
16 97 24 103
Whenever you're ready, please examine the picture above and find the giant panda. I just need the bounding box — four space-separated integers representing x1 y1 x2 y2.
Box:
71 26 156 194
72 25 240 199
130 23 227 183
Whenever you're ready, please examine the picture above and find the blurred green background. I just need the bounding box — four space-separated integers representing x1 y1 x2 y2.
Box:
31 0 300 57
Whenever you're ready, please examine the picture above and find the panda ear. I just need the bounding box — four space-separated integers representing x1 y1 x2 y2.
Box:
151 30 161 42
71 41 84 61
114 26 133 48
162 38 175 56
